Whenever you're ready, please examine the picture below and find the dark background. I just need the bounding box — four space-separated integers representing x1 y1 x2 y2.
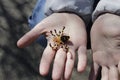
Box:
0 0 92 80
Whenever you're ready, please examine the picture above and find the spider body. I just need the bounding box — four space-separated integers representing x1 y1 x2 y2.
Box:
61 35 70 43
49 26 70 52
53 35 70 45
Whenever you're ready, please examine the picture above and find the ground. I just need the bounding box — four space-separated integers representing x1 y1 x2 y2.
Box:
0 0 92 80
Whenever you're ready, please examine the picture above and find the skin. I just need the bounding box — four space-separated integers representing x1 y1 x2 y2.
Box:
17 13 87 80
89 13 120 80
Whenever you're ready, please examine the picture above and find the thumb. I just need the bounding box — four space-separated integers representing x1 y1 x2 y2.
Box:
17 21 47 48
17 13 68 48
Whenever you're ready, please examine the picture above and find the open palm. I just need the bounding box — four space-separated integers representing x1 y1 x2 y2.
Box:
17 13 87 80
89 14 120 80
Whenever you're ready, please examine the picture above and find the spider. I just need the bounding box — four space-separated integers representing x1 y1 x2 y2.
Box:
49 26 70 52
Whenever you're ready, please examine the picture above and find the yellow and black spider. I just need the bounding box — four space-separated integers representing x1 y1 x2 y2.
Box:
49 26 70 52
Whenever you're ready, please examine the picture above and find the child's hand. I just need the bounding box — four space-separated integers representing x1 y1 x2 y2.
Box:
89 13 120 80
17 13 87 80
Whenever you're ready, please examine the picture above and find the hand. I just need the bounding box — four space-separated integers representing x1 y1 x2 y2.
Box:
89 13 120 80
17 13 87 80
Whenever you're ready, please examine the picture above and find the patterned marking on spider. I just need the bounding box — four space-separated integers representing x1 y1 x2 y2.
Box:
49 26 70 52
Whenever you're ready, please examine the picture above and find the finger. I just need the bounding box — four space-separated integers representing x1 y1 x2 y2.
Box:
40 44 55 76
109 66 119 80
17 22 47 48
77 46 87 72
101 66 109 80
89 62 99 80
64 50 75 80
118 62 120 74
52 48 67 80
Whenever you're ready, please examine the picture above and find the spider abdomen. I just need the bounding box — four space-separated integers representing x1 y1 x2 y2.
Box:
61 35 70 43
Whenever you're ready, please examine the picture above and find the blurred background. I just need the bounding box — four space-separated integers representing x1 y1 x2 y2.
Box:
0 0 92 80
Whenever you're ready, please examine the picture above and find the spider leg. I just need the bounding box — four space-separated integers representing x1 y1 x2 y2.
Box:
59 31 61 34
49 43 58 50
61 26 65 35
50 30 55 36
58 26 65 36
63 26 65 30
49 43 53 48
61 44 69 52
65 44 69 52
54 29 60 36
